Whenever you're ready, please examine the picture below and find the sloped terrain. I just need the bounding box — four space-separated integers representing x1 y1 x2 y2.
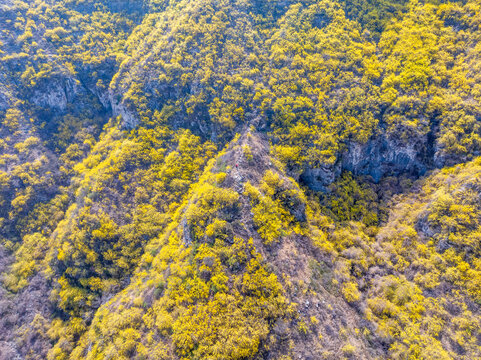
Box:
0 0 481 359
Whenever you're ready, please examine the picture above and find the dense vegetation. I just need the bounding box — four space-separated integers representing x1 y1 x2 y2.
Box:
1 0 481 359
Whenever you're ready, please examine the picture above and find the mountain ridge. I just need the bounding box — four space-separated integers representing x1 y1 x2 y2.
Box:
0 0 480 359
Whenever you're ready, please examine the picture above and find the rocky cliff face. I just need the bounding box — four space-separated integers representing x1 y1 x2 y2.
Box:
297 132 429 194
342 136 428 181
300 134 430 191
30 78 86 111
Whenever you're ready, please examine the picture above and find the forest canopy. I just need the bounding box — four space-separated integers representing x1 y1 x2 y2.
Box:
0 0 481 359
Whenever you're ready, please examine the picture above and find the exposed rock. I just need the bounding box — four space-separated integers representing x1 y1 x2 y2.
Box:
436 239 452 253
110 92 139 128
342 137 428 182
300 163 341 192
301 135 429 191
31 78 84 111
0 341 21 360
415 213 436 238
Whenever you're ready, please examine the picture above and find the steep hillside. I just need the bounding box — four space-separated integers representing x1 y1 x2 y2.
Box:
0 0 481 359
